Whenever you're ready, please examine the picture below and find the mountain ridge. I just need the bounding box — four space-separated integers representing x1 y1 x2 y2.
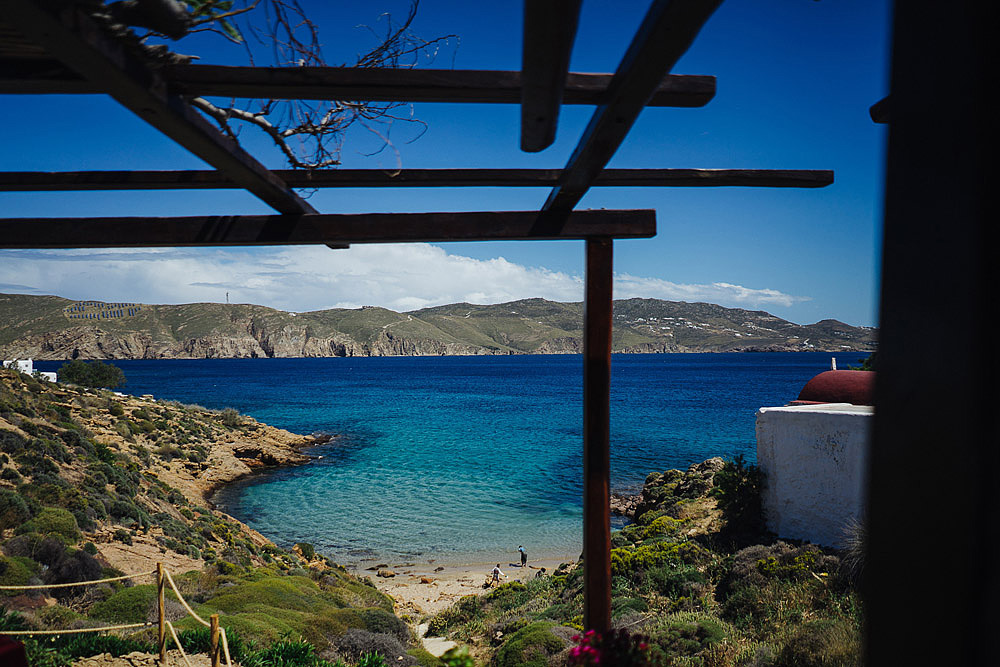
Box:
0 292 876 360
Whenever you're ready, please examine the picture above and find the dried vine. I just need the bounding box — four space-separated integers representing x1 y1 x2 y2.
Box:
141 0 458 169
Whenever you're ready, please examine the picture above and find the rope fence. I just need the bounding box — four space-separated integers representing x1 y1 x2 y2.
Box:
0 569 157 590
1 622 153 636
0 562 232 667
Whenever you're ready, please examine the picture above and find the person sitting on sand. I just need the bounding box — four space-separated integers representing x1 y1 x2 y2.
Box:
491 564 505 586
518 545 527 567
535 567 546 579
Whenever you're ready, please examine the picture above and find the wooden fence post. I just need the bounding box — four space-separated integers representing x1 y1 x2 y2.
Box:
210 613 220 667
157 563 166 665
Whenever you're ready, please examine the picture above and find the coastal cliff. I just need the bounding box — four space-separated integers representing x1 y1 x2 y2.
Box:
0 293 876 360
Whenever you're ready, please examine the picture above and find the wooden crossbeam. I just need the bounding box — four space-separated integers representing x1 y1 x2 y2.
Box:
0 168 833 191
0 209 656 249
543 0 724 217
0 58 94 94
163 65 716 107
521 0 583 152
0 62 716 107
0 1 316 218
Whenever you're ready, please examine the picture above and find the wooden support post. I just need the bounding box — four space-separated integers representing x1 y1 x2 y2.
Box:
864 1 995 664
210 614 221 667
583 237 613 633
157 563 166 665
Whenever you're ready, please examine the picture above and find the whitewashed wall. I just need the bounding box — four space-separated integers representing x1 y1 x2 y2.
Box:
755 403 872 547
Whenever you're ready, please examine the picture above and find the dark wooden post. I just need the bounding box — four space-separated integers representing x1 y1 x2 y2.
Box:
156 562 166 665
864 1 995 664
210 614 221 667
583 237 613 633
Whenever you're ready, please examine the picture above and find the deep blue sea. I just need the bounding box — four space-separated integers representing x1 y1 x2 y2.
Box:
36 352 866 567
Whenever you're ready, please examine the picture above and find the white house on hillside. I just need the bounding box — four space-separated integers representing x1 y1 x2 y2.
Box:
2 358 57 382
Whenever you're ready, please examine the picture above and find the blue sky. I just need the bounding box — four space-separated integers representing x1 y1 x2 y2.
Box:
0 0 891 325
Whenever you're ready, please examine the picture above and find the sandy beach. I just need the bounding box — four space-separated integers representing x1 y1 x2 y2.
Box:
358 555 578 617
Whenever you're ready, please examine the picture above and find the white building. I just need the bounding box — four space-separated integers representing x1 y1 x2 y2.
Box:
2 358 57 382
755 369 874 548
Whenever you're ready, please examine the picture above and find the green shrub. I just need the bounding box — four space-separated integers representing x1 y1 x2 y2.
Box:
641 562 706 599
648 612 732 662
296 542 316 560
492 621 567 667
108 402 125 417
440 646 475 667
220 408 242 428
58 360 126 389
15 507 80 543
88 584 158 624
114 421 132 439
408 647 446 667
612 596 649 619
711 455 764 543
774 618 861 667
0 555 41 593
33 604 82 630
0 428 29 454
56 634 152 660
357 652 389 667
425 614 450 637
0 487 34 531
359 608 409 645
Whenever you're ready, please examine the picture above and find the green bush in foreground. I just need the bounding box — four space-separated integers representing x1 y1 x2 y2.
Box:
491 621 567 667
774 618 861 667
88 584 158 624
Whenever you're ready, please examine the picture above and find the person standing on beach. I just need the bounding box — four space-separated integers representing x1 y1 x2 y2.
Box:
491 564 505 586
518 545 527 568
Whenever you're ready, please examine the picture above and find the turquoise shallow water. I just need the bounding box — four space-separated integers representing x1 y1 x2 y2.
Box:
38 352 866 566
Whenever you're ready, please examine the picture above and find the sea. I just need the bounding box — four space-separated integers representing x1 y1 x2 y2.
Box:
36 352 867 568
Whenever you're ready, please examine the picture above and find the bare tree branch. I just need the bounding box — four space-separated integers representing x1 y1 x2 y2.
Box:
139 0 458 169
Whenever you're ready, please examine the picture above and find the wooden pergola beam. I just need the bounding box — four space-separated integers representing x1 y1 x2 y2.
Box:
0 58 94 94
0 62 716 107
165 65 716 107
0 1 316 218
0 209 655 249
543 0 724 217
520 0 583 152
0 168 834 191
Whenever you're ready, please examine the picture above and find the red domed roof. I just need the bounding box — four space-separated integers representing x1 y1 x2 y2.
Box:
795 370 874 406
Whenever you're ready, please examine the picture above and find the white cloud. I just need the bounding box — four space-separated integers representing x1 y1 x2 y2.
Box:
0 246 807 313
614 275 810 309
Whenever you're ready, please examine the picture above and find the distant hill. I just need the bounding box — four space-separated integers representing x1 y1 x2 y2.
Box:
0 293 876 360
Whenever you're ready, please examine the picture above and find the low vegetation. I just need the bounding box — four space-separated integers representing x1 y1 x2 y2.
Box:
1 366 863 666
0 368 441 667
424 459 862 666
